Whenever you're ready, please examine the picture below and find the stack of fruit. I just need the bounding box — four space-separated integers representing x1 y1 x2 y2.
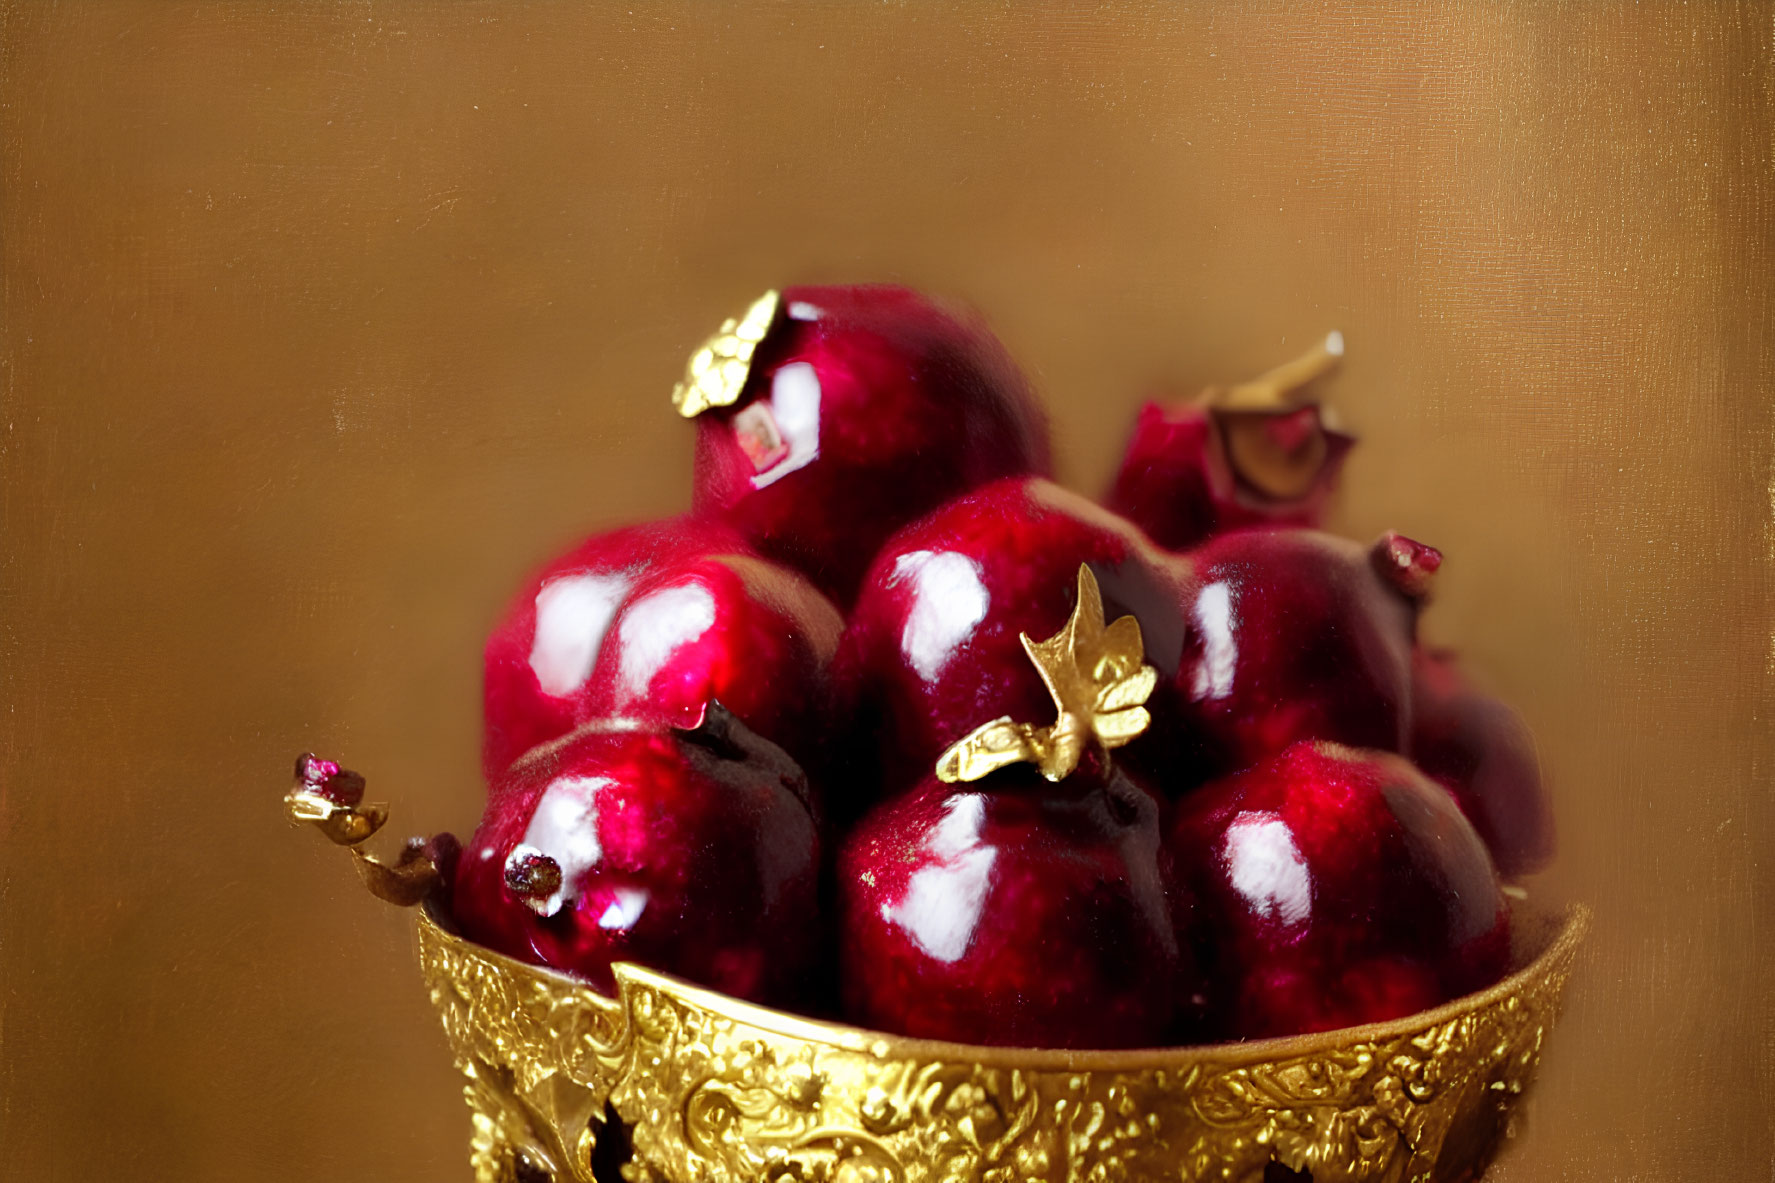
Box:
444 286 1553 1049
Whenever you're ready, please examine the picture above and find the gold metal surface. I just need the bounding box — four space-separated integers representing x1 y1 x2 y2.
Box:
937 565 1156 784
284 764 442 908
417 901 1588 1183
670 289 783 418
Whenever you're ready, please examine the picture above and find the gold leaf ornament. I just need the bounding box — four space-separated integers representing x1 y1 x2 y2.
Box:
284 754 442 907
936 564 1157 784
670 289 783 418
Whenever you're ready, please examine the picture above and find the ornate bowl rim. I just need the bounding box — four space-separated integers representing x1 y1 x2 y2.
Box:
418 896 1588 1070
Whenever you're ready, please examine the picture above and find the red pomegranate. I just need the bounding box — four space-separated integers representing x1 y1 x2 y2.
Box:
1164 740 1511 1039
453 705 823 1006
1108 334 1354 551
681 285 1050 606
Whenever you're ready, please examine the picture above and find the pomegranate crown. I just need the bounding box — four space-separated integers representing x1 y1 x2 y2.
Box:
1208 330 1345 412
671 289 783 418
935 564 1157 784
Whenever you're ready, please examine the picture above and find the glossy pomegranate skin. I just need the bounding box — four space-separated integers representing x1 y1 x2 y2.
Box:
1171 529 1416 780
838 762 1182 1048
1107 401 1352 552
832 477 1193 808
1164 741 1510 1040
482 521 842 786
577 551 843 783
1410 647 1555 879
691 285 1051 607
452 719 822 1004
482 516 747 778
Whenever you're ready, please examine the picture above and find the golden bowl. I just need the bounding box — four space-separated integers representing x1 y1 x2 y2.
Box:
414 898 1587 1183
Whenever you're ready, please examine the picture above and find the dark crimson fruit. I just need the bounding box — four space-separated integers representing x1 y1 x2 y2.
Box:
1107 334 1354 551
833 476 1191 807
482 518 841 784
1164 741 1511 1039
1411 646 1555 879
682 286 1051 606
453 705 822 1005
576 550 842 775
838 760 1182 1048
483 516 744 777
1169 528 1429 780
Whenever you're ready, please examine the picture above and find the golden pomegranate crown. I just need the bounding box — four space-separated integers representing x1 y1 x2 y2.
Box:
936 564 1156 784
670 289 783 418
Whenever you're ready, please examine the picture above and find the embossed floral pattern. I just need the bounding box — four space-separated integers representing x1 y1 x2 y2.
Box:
417 907 1585 1183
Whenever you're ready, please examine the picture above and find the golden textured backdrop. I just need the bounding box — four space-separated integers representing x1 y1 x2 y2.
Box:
1 4 1770 1181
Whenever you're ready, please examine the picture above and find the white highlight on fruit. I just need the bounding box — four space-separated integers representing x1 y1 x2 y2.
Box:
512 775 612 916
597 886 650 930
749 362 822 489
885 793 997 963
529 573 633 697
1223 812 1312 928
891 550 990 682
787 301 823 321
1190 580 1238 701
617 581 718 702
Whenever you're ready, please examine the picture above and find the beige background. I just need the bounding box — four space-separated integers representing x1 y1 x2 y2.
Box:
2 4 1770 1180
